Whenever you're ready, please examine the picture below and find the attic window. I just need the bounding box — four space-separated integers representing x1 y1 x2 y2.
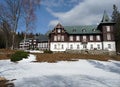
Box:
72 29 76 32
58 29 61 33
82 29 86 32
92 29 96 31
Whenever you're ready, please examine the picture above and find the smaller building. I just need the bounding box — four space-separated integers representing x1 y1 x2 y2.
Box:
19 38 38 50
19 34 49 50
35 35 49 50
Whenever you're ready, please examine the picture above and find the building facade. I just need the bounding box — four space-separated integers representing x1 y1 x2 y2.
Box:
49 11 116 52
19 35 49 50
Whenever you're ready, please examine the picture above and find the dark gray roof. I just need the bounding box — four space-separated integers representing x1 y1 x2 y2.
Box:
101 10 114 24
64 25 101 34
34 34 48 42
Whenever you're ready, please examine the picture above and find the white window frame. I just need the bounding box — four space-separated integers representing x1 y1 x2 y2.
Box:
83 44 87 49
107 33 111 40
83 36 87 42
69 36 73 41
90 44 93 50
57 35 61 41
97 44 100 50
61 35 64 41
70 44 73 49
106 26 110 32
96 35 100 41
77 44 80 49
58 29 61 33
108 44 111 49
76 36 80 41
90 35 93 41
54 44 57 49
54 35 57 41
61 44 64 49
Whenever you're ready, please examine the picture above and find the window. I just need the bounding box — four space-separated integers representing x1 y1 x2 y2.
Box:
54 44 57 49
57 35 61 41
58 29 61 33
54 35 57 41
61 44 64 49
108 44 111 49
90 35 93 41
70 44 73 49
96 35 100 41
83 44 87 49
77 44 80 49
83 36 87 42
73 29 76 32
107 33 111 40
69 36 73 41
82 29 86 32
76 36 80 41
97 44 100 49
106 26 110 32
90 44 93 49
61 35 64 41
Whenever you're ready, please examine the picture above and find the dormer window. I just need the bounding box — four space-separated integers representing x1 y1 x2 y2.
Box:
72 29 76 32
82 29 86 32
92 29 96 31
58 29 61 33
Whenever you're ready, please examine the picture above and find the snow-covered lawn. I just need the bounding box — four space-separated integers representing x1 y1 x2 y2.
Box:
0 54 120 87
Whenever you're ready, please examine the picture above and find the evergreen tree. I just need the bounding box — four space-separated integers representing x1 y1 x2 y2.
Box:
112 4 120 52
112 4 119 22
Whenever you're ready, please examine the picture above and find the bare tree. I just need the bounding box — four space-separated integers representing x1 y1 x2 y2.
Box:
0 20 12 49
22 0 40 50
0 0 40 50
0 0 22 49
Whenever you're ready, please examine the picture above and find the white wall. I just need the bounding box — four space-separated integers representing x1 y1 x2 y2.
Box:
50 42 68 51
87 42 102 50
103 41 116 51
50 42 103 51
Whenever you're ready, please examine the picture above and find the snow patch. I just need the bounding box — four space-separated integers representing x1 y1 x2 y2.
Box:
0 54 120 87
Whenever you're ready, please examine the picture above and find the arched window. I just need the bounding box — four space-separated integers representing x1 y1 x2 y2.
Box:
70 44 73 49
77 44 80 49
54 44 57 49
61 44 64 49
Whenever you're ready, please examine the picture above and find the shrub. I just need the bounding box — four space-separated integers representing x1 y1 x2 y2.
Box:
10 51 29 62
44 50 53 54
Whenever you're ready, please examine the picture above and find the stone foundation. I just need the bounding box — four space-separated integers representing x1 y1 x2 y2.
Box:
65 49 116 55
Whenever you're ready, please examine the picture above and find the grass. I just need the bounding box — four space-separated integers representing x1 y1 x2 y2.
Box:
0 77 14 87
110 55 120 61
35 53 111 63
0 49 16 60
0 49 120 62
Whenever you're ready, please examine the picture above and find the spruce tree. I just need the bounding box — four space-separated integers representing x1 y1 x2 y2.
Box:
112 4 120 52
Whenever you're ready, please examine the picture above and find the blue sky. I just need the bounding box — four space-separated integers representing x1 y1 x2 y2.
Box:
1 0 120 34
34 0 120 34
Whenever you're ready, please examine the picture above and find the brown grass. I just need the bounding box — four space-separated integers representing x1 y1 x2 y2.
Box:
35 53 111 63
0 49 16 60
0 77 15 87
110 55 120 61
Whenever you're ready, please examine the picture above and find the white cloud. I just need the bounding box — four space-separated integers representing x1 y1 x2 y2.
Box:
49 20 60 27
41 0 65 8
48 0 120 26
